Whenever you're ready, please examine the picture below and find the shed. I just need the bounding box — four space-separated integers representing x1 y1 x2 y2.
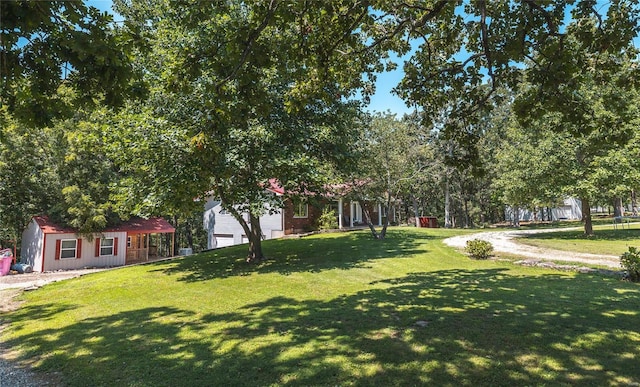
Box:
21 216 175 272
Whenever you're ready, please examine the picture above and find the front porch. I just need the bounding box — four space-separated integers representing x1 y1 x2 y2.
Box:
126 232 175 265
335 198 385 229
111 217 176 265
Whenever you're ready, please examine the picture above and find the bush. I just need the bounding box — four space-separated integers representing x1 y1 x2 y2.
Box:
621 247 640 282
465 239 494 260
317 207 338 230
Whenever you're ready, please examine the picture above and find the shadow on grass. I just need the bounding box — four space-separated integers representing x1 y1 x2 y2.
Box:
6 269 640 386
520 228 640 242
155 229 433 281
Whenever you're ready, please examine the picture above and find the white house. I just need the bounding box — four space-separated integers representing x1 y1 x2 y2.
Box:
21 216 175 272
202 180 381 250
203 198 285 249
505 197 583 222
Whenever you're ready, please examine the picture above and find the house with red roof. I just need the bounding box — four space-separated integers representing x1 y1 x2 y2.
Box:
20 216 175 272
203 179 384 249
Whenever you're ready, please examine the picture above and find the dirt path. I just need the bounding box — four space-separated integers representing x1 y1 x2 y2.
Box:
0 268 108 291
443 228 622 269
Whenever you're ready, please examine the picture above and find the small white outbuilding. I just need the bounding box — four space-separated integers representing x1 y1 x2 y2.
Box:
21 216 175 272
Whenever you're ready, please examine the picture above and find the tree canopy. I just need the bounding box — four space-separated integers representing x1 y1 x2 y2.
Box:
1 0 640 256
0 0 137 125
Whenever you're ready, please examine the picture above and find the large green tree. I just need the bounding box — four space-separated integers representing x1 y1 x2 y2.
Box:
397 1 638 175
493 112 569 226
347 112 428 239
512 2 640 234
111 0 392 261
0 108 58 242
1 0 137 126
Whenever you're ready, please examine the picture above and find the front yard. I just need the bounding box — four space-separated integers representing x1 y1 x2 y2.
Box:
517 223 640 256
1 228 639 386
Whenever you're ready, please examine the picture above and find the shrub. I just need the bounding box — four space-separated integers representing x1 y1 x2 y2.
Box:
465 239 494 260
317 207 338 230
621 247 640 282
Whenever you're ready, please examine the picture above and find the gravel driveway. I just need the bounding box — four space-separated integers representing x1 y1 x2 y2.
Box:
443 227 622 269
0 268 109 291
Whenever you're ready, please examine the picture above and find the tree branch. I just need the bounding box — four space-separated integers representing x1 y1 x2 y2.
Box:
522 0 559 35
216 0 279 91
478 1 495 86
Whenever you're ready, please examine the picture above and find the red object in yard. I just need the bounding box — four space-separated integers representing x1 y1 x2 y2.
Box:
418 217 438 228
0 249 13 276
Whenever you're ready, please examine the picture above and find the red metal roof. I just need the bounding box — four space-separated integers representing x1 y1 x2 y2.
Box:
104 217 175 234
266 178 285 195
34 216 175 234
34 216 75 234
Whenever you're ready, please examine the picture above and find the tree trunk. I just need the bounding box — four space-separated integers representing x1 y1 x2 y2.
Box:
362 204 381 239
463 199 470 228
379 196 392 239
632 190 638 216
581 197 593 236
173 215 179 256
186 218 193 249
227 206 265 263
363 199 391 240
512 207 520 227
613 197 624 218
444 172 452 228
412 196 420 227
246 212 265 263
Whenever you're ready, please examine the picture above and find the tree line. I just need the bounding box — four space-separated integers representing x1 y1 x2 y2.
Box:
1 0 638 260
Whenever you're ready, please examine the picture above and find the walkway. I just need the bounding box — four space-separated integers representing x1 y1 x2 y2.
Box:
443 228 621 269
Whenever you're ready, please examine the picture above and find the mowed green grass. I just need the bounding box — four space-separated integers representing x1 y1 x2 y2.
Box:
517 223 640 256
2 228 640 386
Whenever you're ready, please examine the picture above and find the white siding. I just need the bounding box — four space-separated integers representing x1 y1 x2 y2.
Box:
260 211 283 238
20 219 44 272
505 198 583 222
42 232 127 272
203 198 284 249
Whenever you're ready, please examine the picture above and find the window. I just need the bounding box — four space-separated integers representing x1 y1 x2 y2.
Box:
60 239 77 259
100 238 114 256
294 202 308 218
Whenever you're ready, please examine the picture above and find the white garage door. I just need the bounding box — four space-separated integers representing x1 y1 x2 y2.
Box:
214 235 235 248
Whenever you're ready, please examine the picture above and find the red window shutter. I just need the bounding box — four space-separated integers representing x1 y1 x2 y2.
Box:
76 239 82 259
95 238 101 257
55 240 61 260
113 237 119 256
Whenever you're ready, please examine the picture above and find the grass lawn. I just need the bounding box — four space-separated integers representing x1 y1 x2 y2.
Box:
2 227 640 386
517 223 640 256
502 217 620 230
